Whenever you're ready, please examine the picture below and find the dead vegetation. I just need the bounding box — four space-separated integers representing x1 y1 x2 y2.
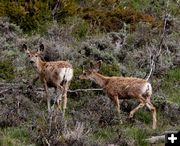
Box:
0 79 180 145
0 1 179 145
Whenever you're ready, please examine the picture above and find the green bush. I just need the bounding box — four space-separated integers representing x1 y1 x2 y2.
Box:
127 128 148 146
0 0 163 33
0 59 15 81
72 19 90 40
0 127 31 146
100 63 120 76
0 1 51 32
161 68 180 103
70 65 93 90
136 110 151 124
79 7 161 32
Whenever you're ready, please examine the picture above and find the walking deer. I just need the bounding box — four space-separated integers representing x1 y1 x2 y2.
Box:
23 44 73 113
79 61 157 129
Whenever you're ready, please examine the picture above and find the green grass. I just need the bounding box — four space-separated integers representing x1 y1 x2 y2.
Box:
0 59 15 81
127 127 148 146
136 109 151 124
91 126 116 145
161 68 180 104
0 127 34 146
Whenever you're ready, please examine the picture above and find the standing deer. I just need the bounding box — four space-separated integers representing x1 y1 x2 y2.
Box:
23 44 73 113
79 61 157 129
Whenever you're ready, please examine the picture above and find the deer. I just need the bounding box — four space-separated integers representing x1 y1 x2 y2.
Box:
79 60 157 129
23 44 73 113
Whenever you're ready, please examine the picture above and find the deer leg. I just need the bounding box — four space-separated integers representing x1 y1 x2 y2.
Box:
129 97 145 118
43 82 51 112
63 92 67 113
57 94 62 111
57 85 64 111
62 83 69 113
146 100 157 129
114 96 120 114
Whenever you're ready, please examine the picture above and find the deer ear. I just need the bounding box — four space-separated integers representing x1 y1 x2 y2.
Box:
89 61 94 69
22 44 27 51
22 44 30 54
82 65 85 72
95 60 102 70
39 44 44 52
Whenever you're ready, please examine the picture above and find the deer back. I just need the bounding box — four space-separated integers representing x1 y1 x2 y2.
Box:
104 77 152 99
40 61 73 86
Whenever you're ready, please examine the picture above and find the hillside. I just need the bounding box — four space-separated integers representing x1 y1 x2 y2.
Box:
0 0 180 146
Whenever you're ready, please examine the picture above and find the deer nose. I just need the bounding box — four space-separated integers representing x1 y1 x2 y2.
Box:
78 76 81 80
30 60 34 64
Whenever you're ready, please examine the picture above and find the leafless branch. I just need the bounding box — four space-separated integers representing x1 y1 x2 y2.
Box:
44 137 50 146
0 88 11 94
63 122 89 141
52 0 60 20
145 45 155 80
0 82 103 94
0 97 5 101
157 0 169 58
145 135 165 144
68 88 103 93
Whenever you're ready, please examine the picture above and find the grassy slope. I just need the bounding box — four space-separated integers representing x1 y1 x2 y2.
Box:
0 0 180 146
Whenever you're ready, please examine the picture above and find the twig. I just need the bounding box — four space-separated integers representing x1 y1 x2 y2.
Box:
68 88 103 93
34 88 103 93
52 0 60 20
145 45 155 81
0 82 103 94
0 88 11 94
0 97 5 101
17 100 20 115
157 0 169 58
44 137 50 146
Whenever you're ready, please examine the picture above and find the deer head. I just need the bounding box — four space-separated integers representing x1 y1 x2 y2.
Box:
23 44 45 65
79 60 102 80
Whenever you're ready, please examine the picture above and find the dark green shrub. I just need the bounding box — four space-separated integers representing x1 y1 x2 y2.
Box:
70 17 90 40
79 7 161 32
100 63 120 76
70 65 93 90
0 1 51 32
0 59 15 81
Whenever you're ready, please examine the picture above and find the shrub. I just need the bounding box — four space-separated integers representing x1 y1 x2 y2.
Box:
70 17 90 40
127 128 148 146
0 1 51 32
69 65 97 98
30 111 89 146
0 59 15 81
0 127 31 146
78 6 161 32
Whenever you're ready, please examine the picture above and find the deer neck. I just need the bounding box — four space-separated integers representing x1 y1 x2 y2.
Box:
91 72 108 88
34 58 45 73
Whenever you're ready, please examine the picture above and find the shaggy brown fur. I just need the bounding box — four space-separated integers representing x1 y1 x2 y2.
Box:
79 61 157 129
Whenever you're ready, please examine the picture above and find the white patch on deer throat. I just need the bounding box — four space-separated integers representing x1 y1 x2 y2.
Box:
59 68 73 82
